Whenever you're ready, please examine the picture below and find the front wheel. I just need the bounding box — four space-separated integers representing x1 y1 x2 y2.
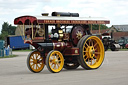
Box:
27 51 45 73
77 35 104 69
46 50 64 73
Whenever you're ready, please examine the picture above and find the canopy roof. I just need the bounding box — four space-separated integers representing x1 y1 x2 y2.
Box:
14 15 110 25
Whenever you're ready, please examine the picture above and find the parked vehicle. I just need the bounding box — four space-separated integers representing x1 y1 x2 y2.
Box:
14 12 110 73
7 36 29 49
118 37 128 49
102 33 120 51
125 43 128 49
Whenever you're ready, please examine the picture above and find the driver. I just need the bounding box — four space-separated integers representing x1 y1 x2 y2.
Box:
82 25 92 35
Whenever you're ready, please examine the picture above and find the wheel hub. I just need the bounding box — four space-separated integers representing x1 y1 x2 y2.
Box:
33 59 41 64
53 59 58 64
76 31 83 40
86 46 95 58
33 59 37 64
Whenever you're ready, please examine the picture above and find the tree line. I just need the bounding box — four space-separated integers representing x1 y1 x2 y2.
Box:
0 22 16 40
89 24 108 30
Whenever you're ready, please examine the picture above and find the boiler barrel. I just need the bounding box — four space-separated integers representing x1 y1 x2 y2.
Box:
37 43 53 50
52 12 79 17
37 42 66 51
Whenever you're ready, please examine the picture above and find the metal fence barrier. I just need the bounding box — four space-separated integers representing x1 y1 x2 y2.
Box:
9 48 12 55
0 49 4 57
0 48 12 57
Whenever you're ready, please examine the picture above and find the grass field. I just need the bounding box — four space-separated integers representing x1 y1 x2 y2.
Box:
119 48 128 51
13 49 32 52
0 55 17 59
108 48 128 51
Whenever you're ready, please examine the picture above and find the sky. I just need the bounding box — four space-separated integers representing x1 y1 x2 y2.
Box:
0 0 128 33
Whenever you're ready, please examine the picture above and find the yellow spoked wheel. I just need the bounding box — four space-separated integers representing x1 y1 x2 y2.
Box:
77 35 104 69
46 50 64 73
27 51 45 73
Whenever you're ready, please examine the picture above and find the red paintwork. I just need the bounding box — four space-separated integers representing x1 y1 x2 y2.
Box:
14 16 110 25
71 26 85 46
52 41 72 51
52 41 79 56
63 47 79 56
24 40 32 44
14 16 37 25
53 41 66 51
25 39 79 56
125 43 128 49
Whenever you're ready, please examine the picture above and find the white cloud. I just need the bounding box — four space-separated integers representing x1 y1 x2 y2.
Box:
0 0 128 33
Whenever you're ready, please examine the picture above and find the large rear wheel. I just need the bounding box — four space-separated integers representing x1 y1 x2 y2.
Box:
27 51 45 73
77 35 104 69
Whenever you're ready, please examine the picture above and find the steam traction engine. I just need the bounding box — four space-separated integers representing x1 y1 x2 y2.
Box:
14 12 110 73
102 33 120 51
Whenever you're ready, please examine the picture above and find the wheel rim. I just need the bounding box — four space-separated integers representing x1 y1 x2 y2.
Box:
82 36 104 68
29 51 44 72
48 51 64 72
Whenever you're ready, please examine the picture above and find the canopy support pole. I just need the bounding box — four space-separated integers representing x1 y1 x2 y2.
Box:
19 25 24 40
23 24 25 40
43 24 45 39
99 24 100 34
32 23 34 39
45 24 49 41
91 24 92 33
